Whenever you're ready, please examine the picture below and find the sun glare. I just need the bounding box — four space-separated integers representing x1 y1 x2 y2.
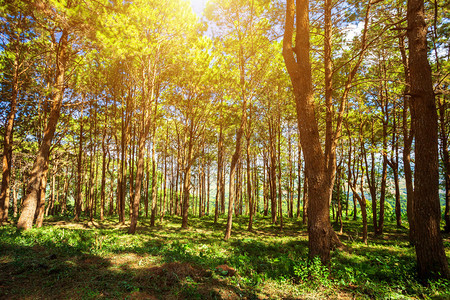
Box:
189 0 208 15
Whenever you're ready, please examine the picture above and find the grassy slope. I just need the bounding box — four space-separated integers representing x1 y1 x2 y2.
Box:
0 215 449 299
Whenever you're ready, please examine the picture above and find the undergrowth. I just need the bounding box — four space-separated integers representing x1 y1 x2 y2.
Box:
0 215 449 299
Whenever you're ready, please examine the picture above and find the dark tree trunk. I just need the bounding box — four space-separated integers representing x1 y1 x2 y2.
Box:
408 0 450 280
283 0 333 262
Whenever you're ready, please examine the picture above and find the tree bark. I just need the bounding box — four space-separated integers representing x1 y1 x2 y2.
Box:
17 30 68 230
283 0 333 263
0 55 19 225
408 0 450 280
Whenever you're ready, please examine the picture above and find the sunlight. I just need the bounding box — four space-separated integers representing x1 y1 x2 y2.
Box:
189 0 208 15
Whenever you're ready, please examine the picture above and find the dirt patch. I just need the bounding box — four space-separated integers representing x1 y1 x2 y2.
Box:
215 264 237 277
141 262 208 288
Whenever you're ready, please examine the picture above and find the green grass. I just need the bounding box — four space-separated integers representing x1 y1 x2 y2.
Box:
0 215 449 299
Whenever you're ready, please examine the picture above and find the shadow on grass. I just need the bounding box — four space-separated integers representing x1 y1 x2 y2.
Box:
4 215 449 299
0 226 256 300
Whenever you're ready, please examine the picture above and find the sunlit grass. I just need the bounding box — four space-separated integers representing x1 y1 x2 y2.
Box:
0 215 449 299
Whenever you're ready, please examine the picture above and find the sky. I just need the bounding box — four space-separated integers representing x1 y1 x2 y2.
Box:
190 0 208 16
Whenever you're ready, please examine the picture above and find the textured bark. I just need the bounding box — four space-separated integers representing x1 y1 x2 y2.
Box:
283 0 333 263
408 0 450 280
17 30 68 230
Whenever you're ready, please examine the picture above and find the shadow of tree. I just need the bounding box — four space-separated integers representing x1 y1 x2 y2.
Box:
0 227 256 299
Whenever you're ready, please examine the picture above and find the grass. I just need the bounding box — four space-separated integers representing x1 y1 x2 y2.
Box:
0 214 449 299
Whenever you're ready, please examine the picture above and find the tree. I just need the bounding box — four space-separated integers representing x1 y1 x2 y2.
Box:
0 0 35 224
407 0 450 281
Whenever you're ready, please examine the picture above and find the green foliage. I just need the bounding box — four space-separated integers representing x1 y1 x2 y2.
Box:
3 217 447 299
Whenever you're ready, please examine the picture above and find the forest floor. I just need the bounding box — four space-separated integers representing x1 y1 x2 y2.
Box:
0 215 449 299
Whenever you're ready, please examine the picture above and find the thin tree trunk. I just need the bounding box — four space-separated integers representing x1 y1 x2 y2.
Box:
150 135 158 226
247 137 254 231
35 162 49 228
0 55 19 224
398 33 415 244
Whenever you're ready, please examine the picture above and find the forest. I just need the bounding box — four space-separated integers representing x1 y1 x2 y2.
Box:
0 0 449 298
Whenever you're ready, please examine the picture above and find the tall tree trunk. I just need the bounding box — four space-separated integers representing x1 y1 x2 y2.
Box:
408 0 450 280
269 120 277 224
247 137 254 231
0 55 19 225
161 143 167 222
263 152 268 216
224 126 244 240
283 0 336 263
214 121 223 223
377 80 388 235
224 37 248 240
181 138 194 229
100 97 109 221
128 120 150 234
398 33 415 244
17 30 68 230
150 135 157 227
277 117 283 230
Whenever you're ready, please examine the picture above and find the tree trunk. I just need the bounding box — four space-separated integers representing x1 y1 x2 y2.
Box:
224 126 244 240
247 137 254 231
0 55 19 225
283 0 337 263
277 117 283 230
17 30 68 230
35 162 49 228
214 126 222 223
128 121 150 234
181 139 193 229
408 0 450 280
302 172 308 226
150 136 158 227
398 33 415 243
